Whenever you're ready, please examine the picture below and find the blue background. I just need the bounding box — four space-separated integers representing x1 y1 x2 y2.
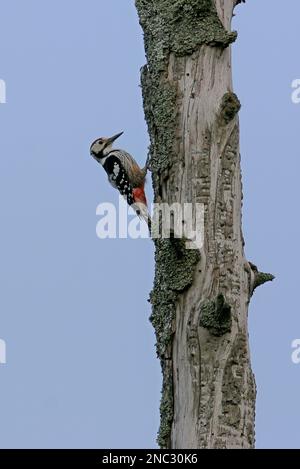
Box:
0 0 299 449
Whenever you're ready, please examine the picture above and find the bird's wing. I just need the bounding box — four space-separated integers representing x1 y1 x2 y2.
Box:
113 150 145 187
103 154 135 206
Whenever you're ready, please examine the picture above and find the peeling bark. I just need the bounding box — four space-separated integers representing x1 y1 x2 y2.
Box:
135 0 273 449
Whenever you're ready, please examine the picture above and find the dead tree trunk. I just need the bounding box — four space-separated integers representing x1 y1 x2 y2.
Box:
135 0 273 449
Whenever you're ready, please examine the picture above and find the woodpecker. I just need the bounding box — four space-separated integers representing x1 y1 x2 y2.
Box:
90 132 151 228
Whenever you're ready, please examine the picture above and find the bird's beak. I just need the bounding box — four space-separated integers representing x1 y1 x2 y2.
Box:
106 131 123 145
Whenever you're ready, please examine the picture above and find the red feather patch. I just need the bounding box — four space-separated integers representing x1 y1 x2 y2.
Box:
132 187 147 206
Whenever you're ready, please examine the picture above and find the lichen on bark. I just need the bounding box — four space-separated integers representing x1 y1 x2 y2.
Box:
136 0 237 65
199 293 232 336
249 262 275 295
252 272 275 293
157 363 173 448
149 238 200 447
137 0 237 175
141 66 177 173
219 92 241 126
150 238 200 357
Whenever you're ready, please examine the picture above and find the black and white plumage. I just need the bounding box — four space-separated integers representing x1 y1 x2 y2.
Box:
90 132 151 227
102 153 135 206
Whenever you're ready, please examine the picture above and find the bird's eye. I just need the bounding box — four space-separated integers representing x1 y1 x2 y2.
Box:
99 140 103 144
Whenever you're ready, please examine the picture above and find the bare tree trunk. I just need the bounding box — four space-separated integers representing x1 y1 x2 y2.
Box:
135 0 273 449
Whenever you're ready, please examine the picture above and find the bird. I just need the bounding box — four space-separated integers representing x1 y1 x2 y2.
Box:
90 132 151 229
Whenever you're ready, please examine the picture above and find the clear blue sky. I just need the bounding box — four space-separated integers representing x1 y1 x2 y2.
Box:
0 0 299 449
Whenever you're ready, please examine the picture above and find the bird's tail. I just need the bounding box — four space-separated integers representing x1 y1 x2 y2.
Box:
134 203 152 232
132 187 152 232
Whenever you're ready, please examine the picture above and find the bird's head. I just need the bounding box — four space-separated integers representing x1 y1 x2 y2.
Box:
90 131 123 162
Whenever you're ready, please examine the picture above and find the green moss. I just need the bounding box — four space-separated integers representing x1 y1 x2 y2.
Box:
168 1 237 55
141 67 177 173
136 0 237 66
150 238 200 446
157 367 173 449
199 293 231 336
252 272 275 292
137 0 237 173
219 92 241 125
150 238 200 358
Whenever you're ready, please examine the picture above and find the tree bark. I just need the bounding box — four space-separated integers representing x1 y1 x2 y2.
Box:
135 0 273 449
